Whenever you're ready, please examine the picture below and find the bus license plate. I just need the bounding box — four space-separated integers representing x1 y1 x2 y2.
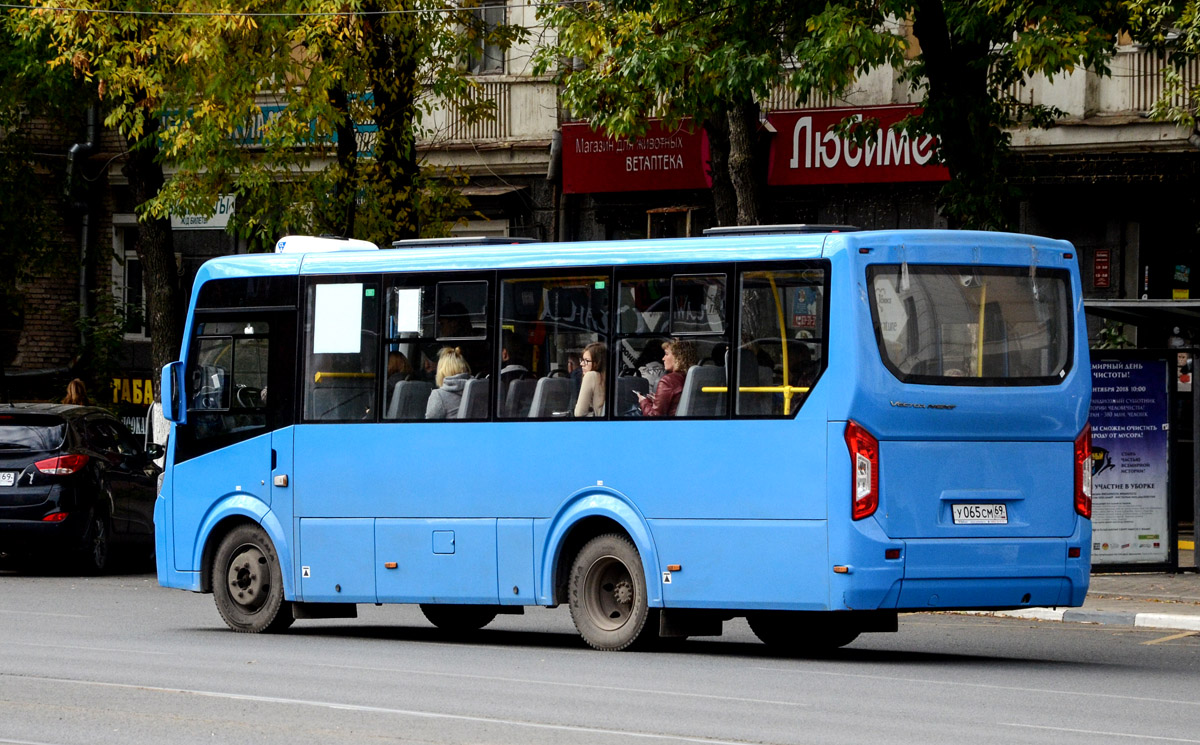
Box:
0 472 14 487
952 503 1008 524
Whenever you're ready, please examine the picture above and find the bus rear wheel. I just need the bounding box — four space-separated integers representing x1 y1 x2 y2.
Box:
213 524 294 633
747 612 859 655
569 534 652 651
419 604 498 633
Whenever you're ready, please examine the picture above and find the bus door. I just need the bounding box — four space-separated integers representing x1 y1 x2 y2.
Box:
172 308 297 572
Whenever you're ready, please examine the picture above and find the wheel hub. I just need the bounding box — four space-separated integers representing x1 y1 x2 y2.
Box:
584 555 636 631
226 546 268 611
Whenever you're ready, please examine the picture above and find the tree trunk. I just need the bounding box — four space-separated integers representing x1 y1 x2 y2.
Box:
726 102 763 226
363 2 421 241
912 0 1008 229
122 118 181 400
329 85 358 238
703 116 738 227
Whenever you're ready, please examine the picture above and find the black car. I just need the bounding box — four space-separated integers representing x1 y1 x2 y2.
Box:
0 403 162 572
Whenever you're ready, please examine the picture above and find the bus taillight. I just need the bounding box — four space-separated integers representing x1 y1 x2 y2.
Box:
1074 424 1092 519
844 420 879 520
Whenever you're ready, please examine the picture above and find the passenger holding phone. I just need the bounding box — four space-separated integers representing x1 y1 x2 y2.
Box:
636 338 696 417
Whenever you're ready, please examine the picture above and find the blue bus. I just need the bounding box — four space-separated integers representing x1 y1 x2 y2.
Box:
155 227 1092 652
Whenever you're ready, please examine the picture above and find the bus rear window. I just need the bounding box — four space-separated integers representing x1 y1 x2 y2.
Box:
868 265 1072 385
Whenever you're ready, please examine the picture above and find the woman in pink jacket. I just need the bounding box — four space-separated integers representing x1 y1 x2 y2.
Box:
636 338 697 417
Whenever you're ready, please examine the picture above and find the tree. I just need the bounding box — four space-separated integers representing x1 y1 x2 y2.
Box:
535 0 833 226
13 0 523 384
0 13 82 340
1126 0 1200 127
538 1 1129 229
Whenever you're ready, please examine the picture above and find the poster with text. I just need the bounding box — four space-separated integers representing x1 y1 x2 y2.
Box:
1090 358 1170 564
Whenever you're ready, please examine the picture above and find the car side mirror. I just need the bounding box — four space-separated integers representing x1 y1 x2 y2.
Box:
145 443 165 460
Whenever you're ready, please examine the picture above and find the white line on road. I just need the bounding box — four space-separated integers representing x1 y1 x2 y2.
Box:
3 674 756 745
310 662 808 709
1002 723 1200 742
0 641 174 656
0 609 88 619
753 666 1200 707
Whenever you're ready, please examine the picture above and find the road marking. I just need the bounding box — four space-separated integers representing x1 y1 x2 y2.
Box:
0 609 88 619
754 667 1200 707
1003 722 1200 742
1142 631 1199 645
4 674 757 745
0 739 67 745
0 641 173 656
311 662 807 709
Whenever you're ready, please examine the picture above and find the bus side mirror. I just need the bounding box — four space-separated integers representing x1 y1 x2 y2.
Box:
161 361 185 424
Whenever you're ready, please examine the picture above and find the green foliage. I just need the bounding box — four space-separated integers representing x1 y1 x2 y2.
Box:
72 290 132 395
535 0 818 138
1127 0 1200 126
14 1 524 249
0 12 81 307
539 0 1129 230
1094 319 1133 349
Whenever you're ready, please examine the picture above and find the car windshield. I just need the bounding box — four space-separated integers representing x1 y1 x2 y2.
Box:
0 414 68 451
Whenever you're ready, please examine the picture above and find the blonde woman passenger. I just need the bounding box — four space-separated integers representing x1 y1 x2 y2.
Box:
574 342 607 417
425 347 472 419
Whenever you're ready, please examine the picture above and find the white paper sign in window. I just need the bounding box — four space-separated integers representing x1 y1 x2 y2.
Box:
313 283 363 353
393 287 423 335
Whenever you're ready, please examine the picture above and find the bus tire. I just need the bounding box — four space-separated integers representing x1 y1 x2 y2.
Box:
568 534 652 651
747 612 859 655
213 524 294 633
419 604 498 633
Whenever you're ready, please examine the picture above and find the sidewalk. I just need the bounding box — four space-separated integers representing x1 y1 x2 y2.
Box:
992 548 1200 631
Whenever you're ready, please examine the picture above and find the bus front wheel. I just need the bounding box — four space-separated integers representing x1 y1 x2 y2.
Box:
568 534 652 651
212 524 294 633
747 612 859 655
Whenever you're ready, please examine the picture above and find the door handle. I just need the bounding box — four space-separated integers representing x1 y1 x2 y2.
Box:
273 474 288 488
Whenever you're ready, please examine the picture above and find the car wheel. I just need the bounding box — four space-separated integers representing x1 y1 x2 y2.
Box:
568 534 653 651
212 524 294 633
78 507 112 574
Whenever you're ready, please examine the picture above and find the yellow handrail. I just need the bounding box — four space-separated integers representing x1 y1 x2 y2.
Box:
701 386 811 394
767 274 795 415
314 372 376 383
975 282 987 377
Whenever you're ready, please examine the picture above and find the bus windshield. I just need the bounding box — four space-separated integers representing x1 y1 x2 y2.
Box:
868 264 1072 385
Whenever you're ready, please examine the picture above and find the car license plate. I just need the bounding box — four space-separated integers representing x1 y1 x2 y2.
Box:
952 503 1008 524
0 472 14 487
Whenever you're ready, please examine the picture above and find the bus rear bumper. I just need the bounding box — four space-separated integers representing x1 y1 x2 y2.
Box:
894 534 1090 610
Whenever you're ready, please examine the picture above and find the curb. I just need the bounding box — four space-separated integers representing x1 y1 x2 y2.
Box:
992 607 1200 631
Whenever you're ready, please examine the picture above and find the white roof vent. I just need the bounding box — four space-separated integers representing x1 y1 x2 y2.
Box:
274 235 380 254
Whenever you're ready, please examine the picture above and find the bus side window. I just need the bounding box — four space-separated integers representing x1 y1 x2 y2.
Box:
499 273 609 419
737 267 826 417
616 272 728 418
384 277 492 421
303 279 380 422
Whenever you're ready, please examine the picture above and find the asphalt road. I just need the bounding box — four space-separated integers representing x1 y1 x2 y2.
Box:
2 570 1199 745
